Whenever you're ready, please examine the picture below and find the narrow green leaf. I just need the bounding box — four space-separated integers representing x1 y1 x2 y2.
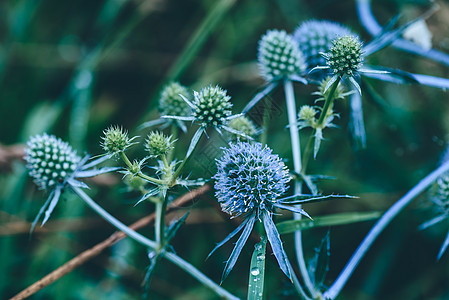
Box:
262 212 291 280
313 231 330 288
167 0 237 80
20 101 63 141
165 211 190 244
222 216 256 282
277 211 381 235
247 237 267 300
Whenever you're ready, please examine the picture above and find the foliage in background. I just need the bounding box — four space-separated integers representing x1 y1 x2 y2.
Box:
1 0 449 299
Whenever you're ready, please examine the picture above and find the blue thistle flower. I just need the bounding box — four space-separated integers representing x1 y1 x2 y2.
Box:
210 142 312 282
25 133 118 232
293 20 354 69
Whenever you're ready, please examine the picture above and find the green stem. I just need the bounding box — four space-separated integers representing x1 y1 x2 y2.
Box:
260 99 272 146
317 77 341 126
155 191 168 249
301 76 341 175
155 200 164 247
283 80 316 298
301 137 314 175
119 151 165 185
170 129 203 185
71 186 239 300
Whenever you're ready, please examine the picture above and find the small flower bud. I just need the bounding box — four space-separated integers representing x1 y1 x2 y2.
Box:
145 132 174 158
317 77 347 100
25 133 81 190
258 30 306 81
293 20 354 68
228 116 257 140
326 35 363 76
193 85 232 128
125 175 146 191
159 82 191 117
101 126 132 154
298 105 317 122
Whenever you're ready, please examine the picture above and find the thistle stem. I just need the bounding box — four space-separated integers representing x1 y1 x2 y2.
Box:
170 129 203 184
284 79 316 298
155 197 166 247
317 77 340 126
119 151 164 185
323 160 449 299
71 186 239 300
301 76 341 174
260 96 272 146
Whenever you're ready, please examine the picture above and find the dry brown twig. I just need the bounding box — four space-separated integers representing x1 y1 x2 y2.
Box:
9 184 211 300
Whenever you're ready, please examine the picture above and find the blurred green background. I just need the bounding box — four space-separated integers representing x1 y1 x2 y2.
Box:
1 0 449 299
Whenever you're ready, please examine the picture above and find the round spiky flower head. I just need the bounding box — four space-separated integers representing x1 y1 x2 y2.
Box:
325 35 363 76
192 85 232 128
293 20 354 68
228 116 257 140
25 133 81 190
101 126 133 155
214 142 290 217
145 131 174 158
258 30 307 81
159 82 191 117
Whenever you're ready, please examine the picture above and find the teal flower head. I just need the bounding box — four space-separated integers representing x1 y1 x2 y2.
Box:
210 142 312 282
324 35 364 77
294 20 355 69
140 81 192 132
163 85 251 139
258 29 307 82
25 133 118 232
25 133 81 191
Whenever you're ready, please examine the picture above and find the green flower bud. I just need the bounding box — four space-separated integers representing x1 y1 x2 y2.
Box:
228 116 257 140
298 105 317 122
317 77 347 100
101 126 132 154
145 132 174 157
258 30 307 81
326 35 363 76
431 173 449 212
293 20 354 69
25 133 81 190
159 82 191 117
125 175 146 191
193 85 232 128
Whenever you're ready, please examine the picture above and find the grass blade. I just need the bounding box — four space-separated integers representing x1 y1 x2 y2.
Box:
247 237 267 300
277 211 381 235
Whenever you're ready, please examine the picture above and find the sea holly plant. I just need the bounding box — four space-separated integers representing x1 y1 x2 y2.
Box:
294 19 449 147
24 133 119 232
297 77 352 160
209 141 355 298
24 132 239 300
